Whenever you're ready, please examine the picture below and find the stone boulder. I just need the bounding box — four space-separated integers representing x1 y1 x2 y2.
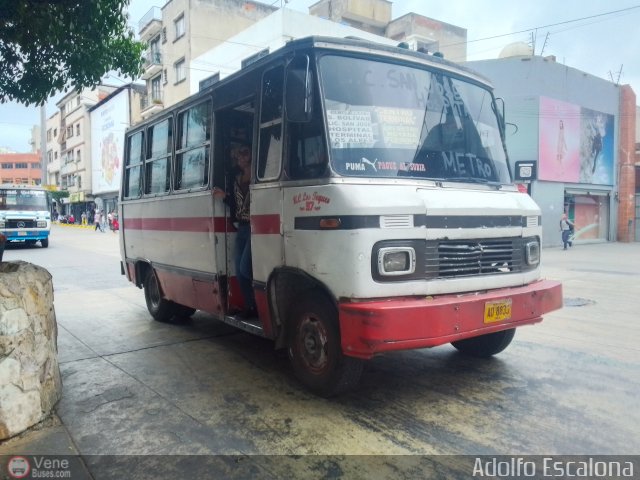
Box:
0 261 62 440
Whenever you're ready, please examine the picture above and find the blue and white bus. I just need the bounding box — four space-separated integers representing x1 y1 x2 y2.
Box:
0 185 51 248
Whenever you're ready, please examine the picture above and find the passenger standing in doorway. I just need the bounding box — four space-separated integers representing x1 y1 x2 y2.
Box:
213 145 256 318
560 213 574 250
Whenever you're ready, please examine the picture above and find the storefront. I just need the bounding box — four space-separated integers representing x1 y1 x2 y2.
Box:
564 190 610 242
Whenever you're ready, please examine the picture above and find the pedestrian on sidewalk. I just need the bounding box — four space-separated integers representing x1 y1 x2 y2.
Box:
560 213 574 250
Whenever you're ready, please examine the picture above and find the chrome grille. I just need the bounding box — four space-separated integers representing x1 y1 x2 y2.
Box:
426 238 525 279
6 219 36 228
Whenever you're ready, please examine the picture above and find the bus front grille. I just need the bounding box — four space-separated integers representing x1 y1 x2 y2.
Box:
6 219 36 228
425 238 525 279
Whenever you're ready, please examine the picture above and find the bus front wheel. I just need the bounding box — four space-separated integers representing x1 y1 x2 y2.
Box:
287 291 363 397
144 271 177 322
41 238 49 248
451 328 515 358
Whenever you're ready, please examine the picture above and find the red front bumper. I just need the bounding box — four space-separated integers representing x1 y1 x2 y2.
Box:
339 279 563 359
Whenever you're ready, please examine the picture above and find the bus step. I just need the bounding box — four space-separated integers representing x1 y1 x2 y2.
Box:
223 314 267 337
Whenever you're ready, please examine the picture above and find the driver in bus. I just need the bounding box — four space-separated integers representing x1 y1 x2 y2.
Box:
213 145 256 319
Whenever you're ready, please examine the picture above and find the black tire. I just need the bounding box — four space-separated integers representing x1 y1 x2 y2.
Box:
451 328 516 358
288 291 363 397
40 238 49 248
143 271 177 322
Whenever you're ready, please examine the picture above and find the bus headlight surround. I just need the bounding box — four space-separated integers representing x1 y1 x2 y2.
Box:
378 247 416 276
37 221 47 228
525 239 540 266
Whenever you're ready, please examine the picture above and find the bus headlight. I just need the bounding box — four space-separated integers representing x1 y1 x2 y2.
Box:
0 220 4 228
37 221 47 228
525 239 540 266
378 247 416 276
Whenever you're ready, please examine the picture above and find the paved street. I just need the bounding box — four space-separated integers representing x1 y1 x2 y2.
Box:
1 224 639 477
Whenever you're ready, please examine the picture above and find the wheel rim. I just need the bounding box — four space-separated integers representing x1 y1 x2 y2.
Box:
297 315 330 374
148 275 161 309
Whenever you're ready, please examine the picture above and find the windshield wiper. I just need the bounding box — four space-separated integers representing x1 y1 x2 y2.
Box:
448 177 503 189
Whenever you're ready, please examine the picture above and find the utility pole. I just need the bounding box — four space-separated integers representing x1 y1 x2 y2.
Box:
40 104 47 187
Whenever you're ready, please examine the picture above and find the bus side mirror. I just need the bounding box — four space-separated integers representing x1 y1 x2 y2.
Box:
285 55 313 123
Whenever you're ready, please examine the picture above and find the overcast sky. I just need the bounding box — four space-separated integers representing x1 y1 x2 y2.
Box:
1 0 638 153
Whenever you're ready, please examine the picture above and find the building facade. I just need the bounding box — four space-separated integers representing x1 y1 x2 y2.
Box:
467 53 636 245
138 0 277 119
0 153 42 185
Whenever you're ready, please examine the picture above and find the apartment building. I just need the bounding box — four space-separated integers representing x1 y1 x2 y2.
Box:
138 0 277 119
56 86 117 217
308 0 467 60
0 153 42 185
45 111 61 189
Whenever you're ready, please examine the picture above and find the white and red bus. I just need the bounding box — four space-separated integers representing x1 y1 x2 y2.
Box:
120 36 562 396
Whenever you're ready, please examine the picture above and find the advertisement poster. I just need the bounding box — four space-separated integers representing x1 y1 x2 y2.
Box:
538 97 614 185
90 90 129 194
538 97 581 182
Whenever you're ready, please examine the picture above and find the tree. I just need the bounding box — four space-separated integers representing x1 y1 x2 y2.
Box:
0 0 145 105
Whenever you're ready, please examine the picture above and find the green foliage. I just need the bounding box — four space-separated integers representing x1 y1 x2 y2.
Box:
0 0 145 105
50 190 70 202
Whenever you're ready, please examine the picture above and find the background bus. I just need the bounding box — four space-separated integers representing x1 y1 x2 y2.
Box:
0 185 51 248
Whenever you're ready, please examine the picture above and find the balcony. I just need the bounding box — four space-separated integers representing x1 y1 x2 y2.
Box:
140 92 164 118
141 50 163 80
138 7 162 43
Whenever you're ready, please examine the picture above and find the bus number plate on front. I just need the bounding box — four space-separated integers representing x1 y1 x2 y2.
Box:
17 231 27 236
484 299 512 323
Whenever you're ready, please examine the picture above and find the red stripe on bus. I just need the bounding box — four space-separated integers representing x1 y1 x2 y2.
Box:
251 214 280 234
123 217 228 232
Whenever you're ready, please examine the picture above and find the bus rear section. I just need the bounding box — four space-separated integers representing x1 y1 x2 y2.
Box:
0 185 51 248
119 36 562 396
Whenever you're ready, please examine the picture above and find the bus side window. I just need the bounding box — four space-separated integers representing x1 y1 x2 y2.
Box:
257 66 284 181
124 131 144 198
145 118 172 195
175 100 211 191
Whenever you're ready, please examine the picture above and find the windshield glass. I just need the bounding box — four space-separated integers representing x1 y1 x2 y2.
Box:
0 189 48 211
319 55 510 183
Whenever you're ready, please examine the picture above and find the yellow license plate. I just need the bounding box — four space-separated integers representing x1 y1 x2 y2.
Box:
484 299 512 323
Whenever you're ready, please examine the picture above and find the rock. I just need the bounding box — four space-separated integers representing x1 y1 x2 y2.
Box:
0 261 62 440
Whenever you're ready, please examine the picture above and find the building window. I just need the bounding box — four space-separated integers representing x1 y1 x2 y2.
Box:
76 149 81 163
15 163 28 169
47 129 52 141
76 124 80 136
54 151 58 160
174 58 186 83
54 128 57 138
67 126 73 138
47 151 53 163
1 164 13 169
151 75 163 103
76 96 81 107
31 163 40 168
163 69 168 85
174 14 185 40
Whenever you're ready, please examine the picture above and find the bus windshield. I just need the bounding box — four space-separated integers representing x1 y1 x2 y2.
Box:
0 188 48 211
319 55 511 184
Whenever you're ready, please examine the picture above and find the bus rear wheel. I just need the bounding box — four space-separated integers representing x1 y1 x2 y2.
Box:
287 291 363 397
144 271 178 322
451 328 515 358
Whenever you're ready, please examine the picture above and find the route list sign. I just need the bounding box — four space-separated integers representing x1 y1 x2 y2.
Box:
327 110 374 147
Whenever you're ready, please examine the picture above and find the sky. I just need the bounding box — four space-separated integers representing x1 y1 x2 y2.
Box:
1 0 638 153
